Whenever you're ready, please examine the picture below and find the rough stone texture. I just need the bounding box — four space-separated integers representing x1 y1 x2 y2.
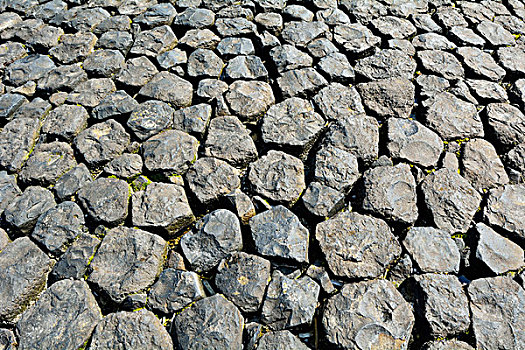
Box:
422 340 475 350
261 270 320 330
424 92 484 140
147 268 205 315
483 184 525 241
185 157 241 204
474 223 524 274
42 104 88 141
314 145 359 192
50 233 100 281
468 277 525 350
462 138 509 191
132 182 194 234
413 274 471 337
4 186 56 234
0 171 21 217
257 330 309 350
225 80 275 121
403 227 460 274
357 78 415 119
215 252 271 313
139 71 193 107
53 163 92 201
90 309 173 350
322 279 414 350
248 150 305 205
0 237 52 323
354 49 416 80
457 46 506 82
483 103 525 148
421 168 482 233
386 117 443 167
88 226 167 304
77 177 129 225
127 100 174 140
16 280 102 350
142 129 199 174
362 163 418 224
172 294 244 350
316 211 401 279
302 181 345 217
250 205 309 263
203 116 257 166
313 83 365 121
181 209 242 272
0 118 40 172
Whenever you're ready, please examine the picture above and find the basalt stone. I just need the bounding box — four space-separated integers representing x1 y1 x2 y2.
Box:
0 42 26 71
362 163 418 224
186 157 241 205
316 52 354 83
421 168 481 233
483 184 525 241
418 49 464 81
90 309 173 349
172 103 212 136
314 145 359 193
83 49 125 77
474 223 524 275
416 74 450 99
339 0 387 24
356 78 415 119
403 227 460 273
468 277 525 350
225 80 275 121
187 48 224 78
37 64 87 93
142 129 199 174
217 37 255 57
280 21 329 47
31 201 84 256
424 92 484 140
97 30 134 52
333 23 380 55
388 38 416 56
5 54 55 86
74 119 130 166
466 79 508 103
386 117 443 168
261 270 320 330
462 138 509 191
174 7 216 28
117 56 158 87
42 104 88 141
371 15 416 39
196 79 229 100
16 279 102 350
77 177 130 225
132 182 194 234
157 48 188 69
316 211 401 279
54 163 92 201
0 237 52 324
283 5 314 21
50 233 100 281
322 279 414 350
248 150 305 205
130 25 177 56
498 46 525 76
215 17 257 36
506 143 525 179
482 103 525 148
88 226 167 304
179 29 221 49
448 26 485 47
11 97 50 120
139 72 193 107
270 45 312 74
413 274 470 337
92 90 139 120
215 252 271 313
422 340 475 350
134 3 176 27
225 55 268 80
302 181 344 217
4 186 56 235
354 49 416 81
181 209 242 272
457 46 506 82
49 32 97 64
0 93 27 120
477 20 515 46
323 114 379 162
257 330 309 350
104 153 143 178
412 33 456 51
172 294 244 350
67 78 116 108
147 268 205 315
261 97 324 153
277 67 327 98
250 205 309 263
0 171 20 216
19 141 76 187
127 100 174 140
313 83 365 120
